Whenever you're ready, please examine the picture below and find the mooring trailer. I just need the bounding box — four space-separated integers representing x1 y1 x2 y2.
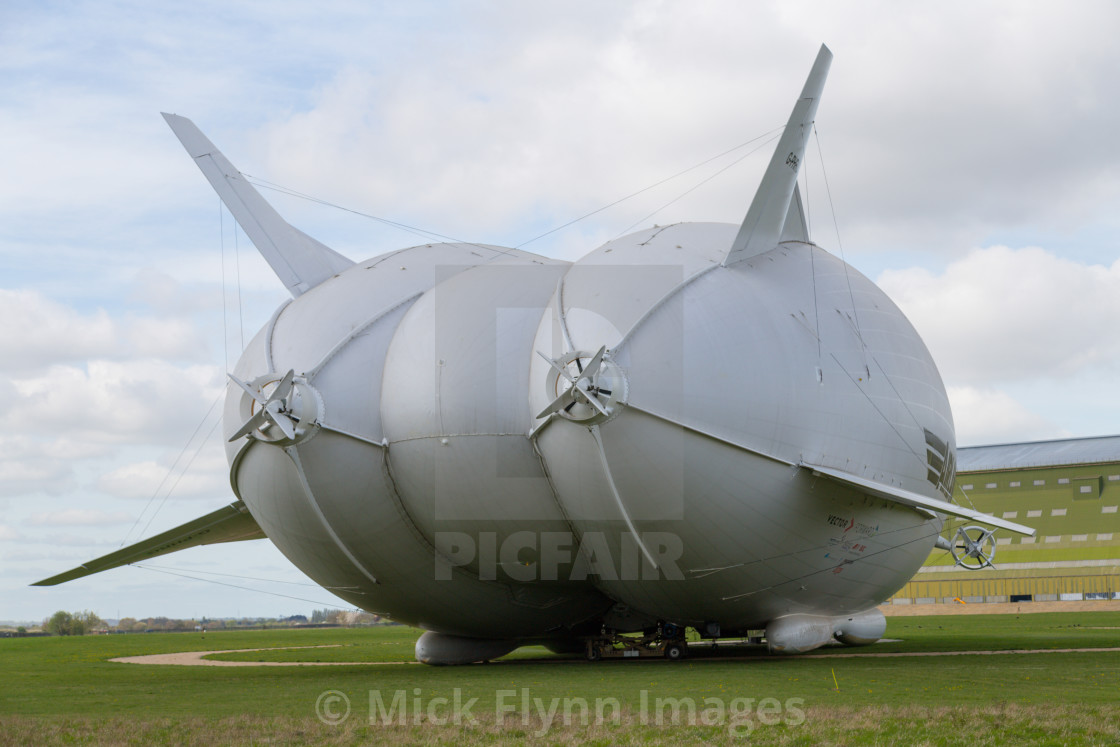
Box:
584 625 687 661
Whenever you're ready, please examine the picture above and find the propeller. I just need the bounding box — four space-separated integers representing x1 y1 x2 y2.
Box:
228 370 298 442
950 525 997 570
535 346 611 420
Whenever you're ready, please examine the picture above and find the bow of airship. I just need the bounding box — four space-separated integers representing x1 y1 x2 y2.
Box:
34 45 1035 664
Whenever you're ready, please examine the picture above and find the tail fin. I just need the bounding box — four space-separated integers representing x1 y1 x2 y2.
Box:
31 501 265 586
163 113 354 296
724 44 832 265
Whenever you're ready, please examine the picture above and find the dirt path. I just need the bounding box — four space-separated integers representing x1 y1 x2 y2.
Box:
110 643 1120 667
110 645 415 667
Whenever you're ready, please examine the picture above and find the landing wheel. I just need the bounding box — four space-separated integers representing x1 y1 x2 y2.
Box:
585 644 601 662
664 643 685 660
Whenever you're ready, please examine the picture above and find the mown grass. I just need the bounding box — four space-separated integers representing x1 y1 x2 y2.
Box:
2 704 1119 746
1 613 1118 745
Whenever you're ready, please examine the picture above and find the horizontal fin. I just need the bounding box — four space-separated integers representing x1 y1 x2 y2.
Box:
31 501 266 586
804 463 1037 536
163 113 354 296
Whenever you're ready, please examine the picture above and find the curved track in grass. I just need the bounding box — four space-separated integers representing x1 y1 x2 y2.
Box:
110 644 1120 666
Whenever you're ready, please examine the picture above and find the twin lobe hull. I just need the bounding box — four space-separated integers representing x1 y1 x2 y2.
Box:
216 44 952 650
225 220 951 648
39 47 983 665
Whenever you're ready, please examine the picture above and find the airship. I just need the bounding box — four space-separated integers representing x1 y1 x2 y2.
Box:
35 45 1034 664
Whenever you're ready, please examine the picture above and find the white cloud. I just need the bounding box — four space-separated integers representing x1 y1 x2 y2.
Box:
878 246 1120 445
8 360 224 444
0 524 22 541
0 434 82 497
947 386 1068 446
0 289 213 373
125 316 209 360
879 246 1120 385
98 454 229 502
28 509 132 527
234 1 1120 263
0 290 120 370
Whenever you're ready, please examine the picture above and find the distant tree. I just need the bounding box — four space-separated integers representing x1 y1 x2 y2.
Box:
311 608 342 624
75 610 102 632
116 617 138 632
16 626 26 636
348 611 380 626
46 611 72 635
46 610 87 635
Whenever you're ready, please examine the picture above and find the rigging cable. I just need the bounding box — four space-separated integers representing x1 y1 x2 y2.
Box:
519 125 786 248
118 392 224 548
134 564 353 608
613 131 783 238
813 124 864 347
813 125 965 510
234 211 244 350
242 174 507 257
240 126 786 259
136 415 224 542
137 563 362 591
219 199 228 373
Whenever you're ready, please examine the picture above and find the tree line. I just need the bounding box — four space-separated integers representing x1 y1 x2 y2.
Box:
38 608 383 635
44 610 103 636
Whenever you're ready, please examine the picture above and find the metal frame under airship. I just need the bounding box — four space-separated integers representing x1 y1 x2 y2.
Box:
35 45 1035 665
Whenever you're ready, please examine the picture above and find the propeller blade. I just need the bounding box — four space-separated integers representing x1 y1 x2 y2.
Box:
535 388 577 420
269 369 296 404
575 345 607 384
228 373 267 405
536 351 576 384
228 408 269 442
266 409 297 439
580 385 610 418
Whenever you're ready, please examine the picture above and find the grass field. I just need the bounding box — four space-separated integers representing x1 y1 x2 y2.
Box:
2 612 1119 745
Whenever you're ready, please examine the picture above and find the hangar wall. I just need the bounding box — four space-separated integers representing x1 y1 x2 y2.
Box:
890 435 1120 604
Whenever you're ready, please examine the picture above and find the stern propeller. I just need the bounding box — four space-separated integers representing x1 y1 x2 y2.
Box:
950 525 997 570
535 345 628 425
228 369 321 444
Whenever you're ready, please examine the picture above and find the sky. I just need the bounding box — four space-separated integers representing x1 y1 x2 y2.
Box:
3 0 1119 622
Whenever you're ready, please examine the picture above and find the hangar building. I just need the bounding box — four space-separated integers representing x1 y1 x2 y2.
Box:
890 435 1120 604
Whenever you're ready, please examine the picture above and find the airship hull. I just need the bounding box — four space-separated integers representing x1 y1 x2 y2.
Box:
41 46 1041 665
223 224 949 642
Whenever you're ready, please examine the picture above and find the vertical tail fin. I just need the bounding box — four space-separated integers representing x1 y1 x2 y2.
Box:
724 44 832 265
163 113 354 296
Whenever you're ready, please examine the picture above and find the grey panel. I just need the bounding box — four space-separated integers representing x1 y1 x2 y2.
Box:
958 435 1120 472
286 431 609 636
